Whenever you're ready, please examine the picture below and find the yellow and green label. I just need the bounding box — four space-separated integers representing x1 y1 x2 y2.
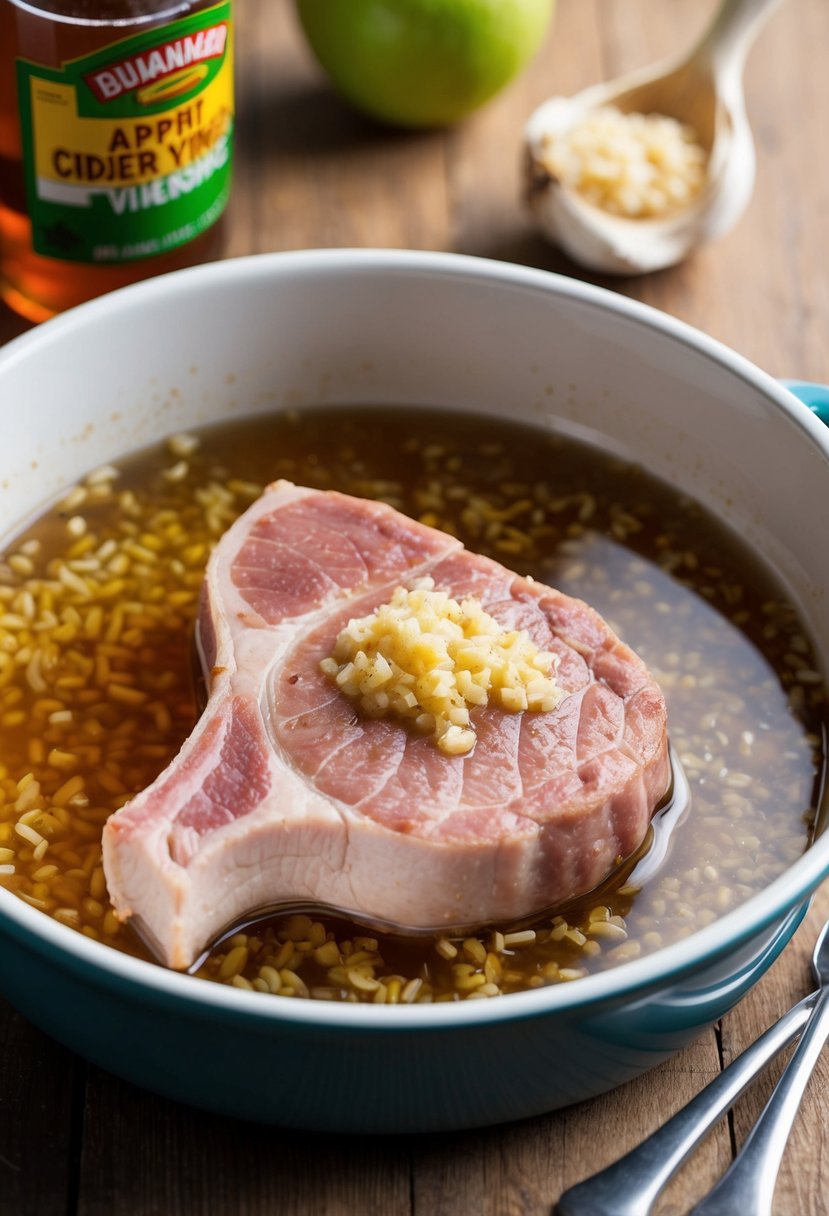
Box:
16 1 233 264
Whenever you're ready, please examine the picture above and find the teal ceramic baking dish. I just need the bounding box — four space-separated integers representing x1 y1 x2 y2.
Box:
0 250 828 1132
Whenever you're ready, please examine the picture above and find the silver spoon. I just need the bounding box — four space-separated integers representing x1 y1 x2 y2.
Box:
555 915 829 1215
525 0 783 273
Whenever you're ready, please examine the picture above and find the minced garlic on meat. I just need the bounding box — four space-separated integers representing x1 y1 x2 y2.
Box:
320 577 563 756
539 106 706 219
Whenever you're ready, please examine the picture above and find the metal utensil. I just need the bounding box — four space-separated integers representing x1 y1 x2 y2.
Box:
556 916 829 1216
691 917 829 1215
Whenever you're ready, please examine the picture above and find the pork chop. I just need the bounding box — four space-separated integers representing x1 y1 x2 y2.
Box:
102 481 670 969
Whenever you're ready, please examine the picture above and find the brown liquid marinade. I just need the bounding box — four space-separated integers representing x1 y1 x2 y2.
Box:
0 407 824 1003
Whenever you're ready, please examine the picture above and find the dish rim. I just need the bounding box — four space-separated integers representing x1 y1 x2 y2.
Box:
1 246 827 1030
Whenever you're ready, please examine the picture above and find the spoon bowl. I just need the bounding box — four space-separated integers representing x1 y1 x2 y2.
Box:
525 0 783 273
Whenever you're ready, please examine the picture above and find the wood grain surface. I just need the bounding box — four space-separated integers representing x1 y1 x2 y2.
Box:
2 1 829 1213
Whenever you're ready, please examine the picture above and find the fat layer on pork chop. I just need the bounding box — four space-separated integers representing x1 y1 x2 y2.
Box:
102 481 670 969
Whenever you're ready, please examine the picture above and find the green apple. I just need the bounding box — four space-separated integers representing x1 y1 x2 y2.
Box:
294 0 555 129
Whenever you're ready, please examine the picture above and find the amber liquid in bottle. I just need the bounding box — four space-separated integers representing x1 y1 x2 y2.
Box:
0 0 228 322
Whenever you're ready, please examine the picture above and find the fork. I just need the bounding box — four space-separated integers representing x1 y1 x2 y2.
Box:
690 916 829 1215
556 916 829 1216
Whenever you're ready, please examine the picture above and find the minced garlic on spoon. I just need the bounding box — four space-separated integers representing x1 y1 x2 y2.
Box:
538 105 706 219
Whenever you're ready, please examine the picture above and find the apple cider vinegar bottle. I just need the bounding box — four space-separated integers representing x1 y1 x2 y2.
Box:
0 0 233 321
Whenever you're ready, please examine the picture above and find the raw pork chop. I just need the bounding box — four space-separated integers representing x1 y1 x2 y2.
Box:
103 481 670 969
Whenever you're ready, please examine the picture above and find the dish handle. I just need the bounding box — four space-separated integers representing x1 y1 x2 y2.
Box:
780 380 829 427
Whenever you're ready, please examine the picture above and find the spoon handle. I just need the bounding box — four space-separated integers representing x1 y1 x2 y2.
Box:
690 987 829 1216
555 991 815 1216
697 0 785 77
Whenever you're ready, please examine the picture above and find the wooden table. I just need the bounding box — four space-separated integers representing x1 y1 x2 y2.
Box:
2 1 828 1211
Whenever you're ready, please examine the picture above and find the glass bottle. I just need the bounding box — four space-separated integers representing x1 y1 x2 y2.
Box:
0 0 233 322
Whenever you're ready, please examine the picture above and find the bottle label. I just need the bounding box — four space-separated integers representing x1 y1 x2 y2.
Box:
16 1 233 264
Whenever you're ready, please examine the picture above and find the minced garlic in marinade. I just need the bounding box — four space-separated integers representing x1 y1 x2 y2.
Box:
320 576 563 755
